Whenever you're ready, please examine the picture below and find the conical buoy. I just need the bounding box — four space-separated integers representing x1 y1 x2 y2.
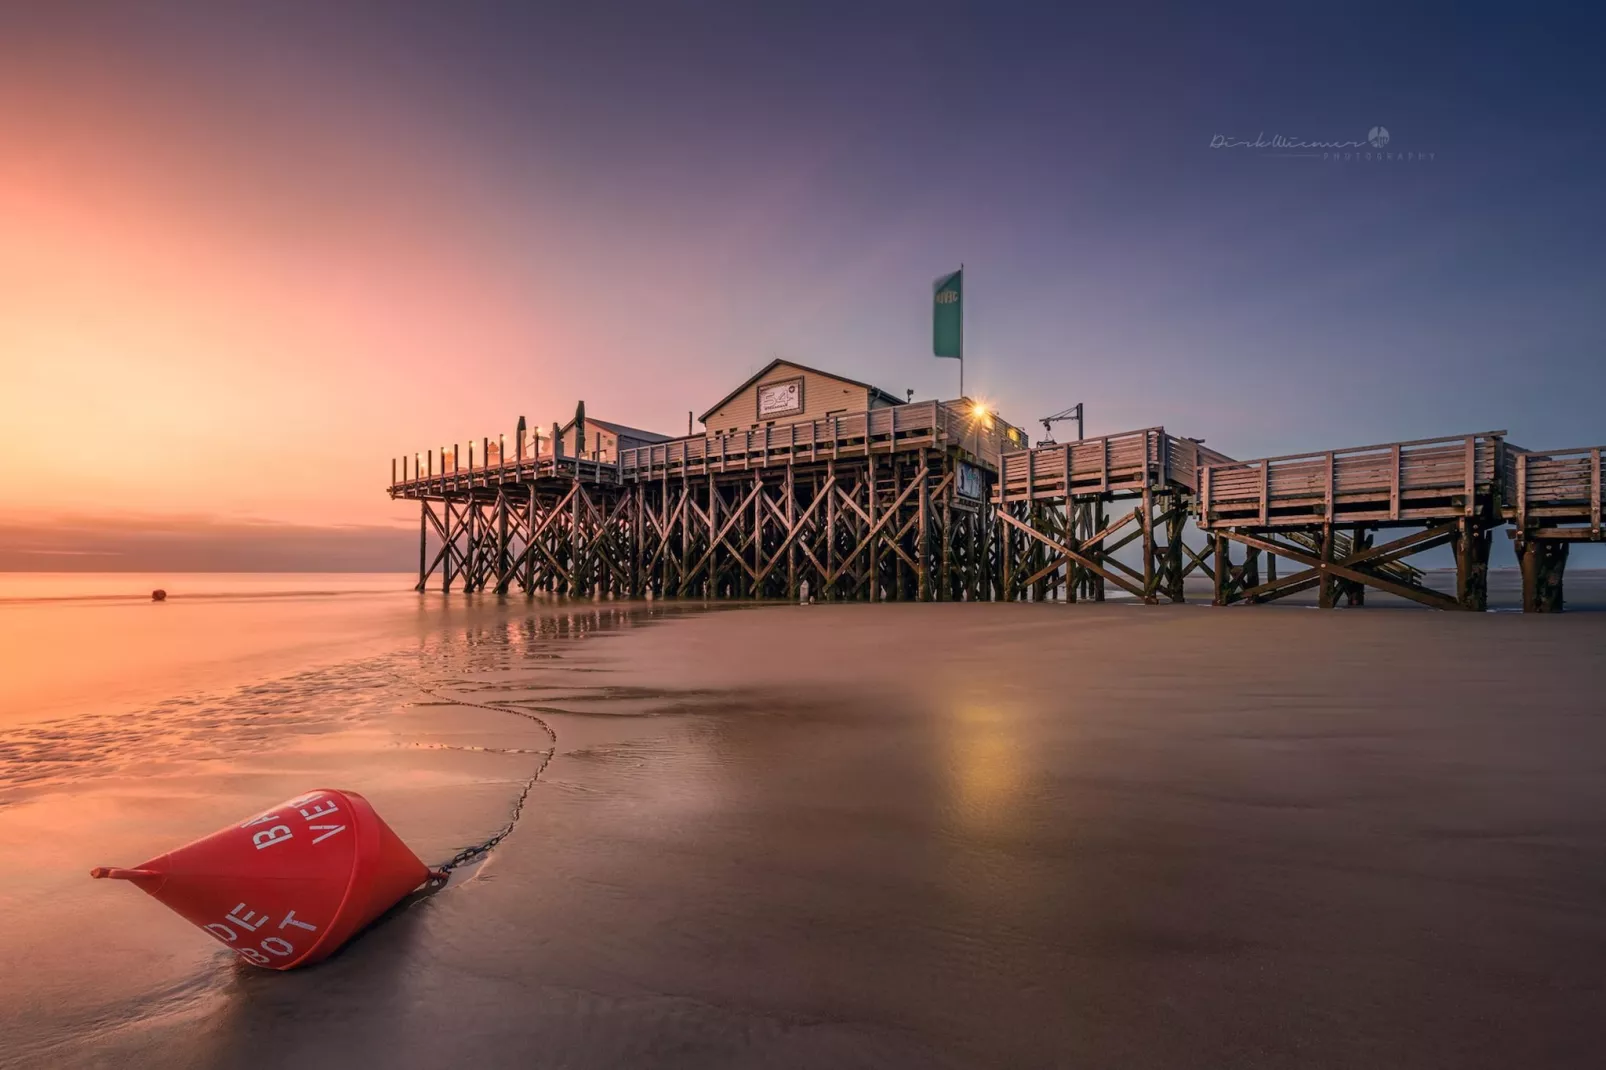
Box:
92 789 441 970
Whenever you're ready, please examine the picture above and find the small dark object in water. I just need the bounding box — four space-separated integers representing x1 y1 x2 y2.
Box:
151 589 167 602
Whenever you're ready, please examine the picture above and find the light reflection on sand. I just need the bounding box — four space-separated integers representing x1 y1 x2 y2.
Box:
944 698 1026 832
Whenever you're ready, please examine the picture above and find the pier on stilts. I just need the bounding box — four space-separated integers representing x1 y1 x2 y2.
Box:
393 400 1018 604
388 362 1601 612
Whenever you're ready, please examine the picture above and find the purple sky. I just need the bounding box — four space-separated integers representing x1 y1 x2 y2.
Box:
3 3 1601 569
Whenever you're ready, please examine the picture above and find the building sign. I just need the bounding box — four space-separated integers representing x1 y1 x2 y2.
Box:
756 377 804 419
956 461 986 502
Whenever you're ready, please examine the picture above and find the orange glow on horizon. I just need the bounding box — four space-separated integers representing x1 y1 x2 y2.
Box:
0 42 644 531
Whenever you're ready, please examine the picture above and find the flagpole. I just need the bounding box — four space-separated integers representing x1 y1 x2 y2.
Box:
959 261 965 399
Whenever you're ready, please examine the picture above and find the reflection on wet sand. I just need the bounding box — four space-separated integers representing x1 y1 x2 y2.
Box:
944 697 1025 832
6 598 1606 1068
0 599 726 1067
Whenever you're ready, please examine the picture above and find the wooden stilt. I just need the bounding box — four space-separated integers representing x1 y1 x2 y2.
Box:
1453 518 1491 611
417 502 428 592
1141 485 1154 601
918 451 931 602
1164 498 1185 603
1519 537 1567 613
1318 525 1337 609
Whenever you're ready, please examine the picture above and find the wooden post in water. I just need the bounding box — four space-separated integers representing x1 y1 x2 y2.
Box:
786 465 798 601
442 501 455 593
1454 518 1491 611
707 472 717 600
1164 496 1185 602
750 472 761 599
995 501 1008 600
868 453 880 601
1141 485 1154 602
417 502 427 591
1519 537 1567 613
918 449 931 602
939 458 952 601
679 474 691 597
497 490 509 591
1213 533 1229 605
1092 499 1106 602
1318 525 1337 609
633 484 645 598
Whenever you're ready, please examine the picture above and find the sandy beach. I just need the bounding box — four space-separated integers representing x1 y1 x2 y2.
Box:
4 584 1606 1068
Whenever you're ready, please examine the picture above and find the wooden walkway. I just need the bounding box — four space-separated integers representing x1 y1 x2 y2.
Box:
1191 431 1606 612
1198 432 1510 529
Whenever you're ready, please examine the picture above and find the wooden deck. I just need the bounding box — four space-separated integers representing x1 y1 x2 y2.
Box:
1198 432 1511 530
617 401 1018 481
993 428 1234 504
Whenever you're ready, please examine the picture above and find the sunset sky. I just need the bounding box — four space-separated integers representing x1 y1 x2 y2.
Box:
2 4 1602 569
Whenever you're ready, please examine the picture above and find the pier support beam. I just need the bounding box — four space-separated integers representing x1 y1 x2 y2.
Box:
1516 536 1568 613
1211 523 1464 610
1452 519 1492 612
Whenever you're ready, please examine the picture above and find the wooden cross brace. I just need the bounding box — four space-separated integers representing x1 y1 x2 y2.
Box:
995 505 1152 602
753 477 837 585
502 482 582 590
826 466 929 587
1218 522 1462 610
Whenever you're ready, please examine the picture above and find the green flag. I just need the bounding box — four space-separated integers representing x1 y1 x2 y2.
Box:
932 267 962 359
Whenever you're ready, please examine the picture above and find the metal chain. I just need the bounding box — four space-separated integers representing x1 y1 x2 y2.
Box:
391 673 556 883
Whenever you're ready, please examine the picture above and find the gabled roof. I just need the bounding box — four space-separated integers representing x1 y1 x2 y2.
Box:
557 416 672 443
698 359 905 423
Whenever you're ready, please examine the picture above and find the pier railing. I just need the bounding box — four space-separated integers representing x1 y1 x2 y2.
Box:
389 399 1025 496
617 401 1021 481
390 451 619 498
1510 445 1605 536
994 428 1234 503
1197 432 1509 529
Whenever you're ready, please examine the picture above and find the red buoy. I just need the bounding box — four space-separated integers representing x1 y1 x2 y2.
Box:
91 789 440 969
151 589 167 601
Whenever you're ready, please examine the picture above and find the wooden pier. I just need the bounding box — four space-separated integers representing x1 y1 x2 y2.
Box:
391 399 1022 604
388 365 1600 612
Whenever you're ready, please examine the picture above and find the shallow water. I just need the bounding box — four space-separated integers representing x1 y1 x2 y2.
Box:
3 578 1605 1067
0 573 452 724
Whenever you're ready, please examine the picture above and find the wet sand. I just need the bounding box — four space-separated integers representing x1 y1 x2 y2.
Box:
5 594 1606 1068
